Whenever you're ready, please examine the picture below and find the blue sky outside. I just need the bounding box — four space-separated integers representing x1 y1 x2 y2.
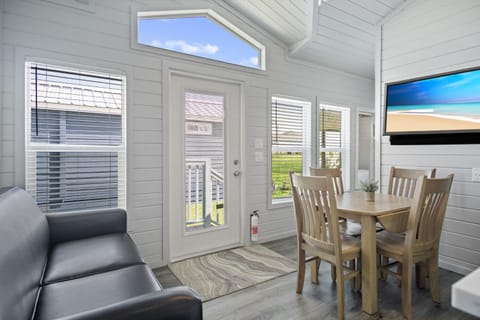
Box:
387 69 480 106
138 16 260 69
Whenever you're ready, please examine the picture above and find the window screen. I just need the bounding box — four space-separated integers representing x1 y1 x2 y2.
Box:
25 62 126 213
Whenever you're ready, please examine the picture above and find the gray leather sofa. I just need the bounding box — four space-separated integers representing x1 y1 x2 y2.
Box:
0 186 202 320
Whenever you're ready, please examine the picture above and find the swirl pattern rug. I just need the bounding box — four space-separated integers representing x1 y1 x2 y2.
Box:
168 245 296 301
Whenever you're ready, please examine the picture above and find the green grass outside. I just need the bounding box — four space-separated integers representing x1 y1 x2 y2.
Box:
271 152 340 199
272 152 302 199
186 201 224 227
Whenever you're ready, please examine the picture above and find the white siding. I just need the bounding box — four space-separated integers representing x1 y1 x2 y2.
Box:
377 0 480 274
0 0 374 267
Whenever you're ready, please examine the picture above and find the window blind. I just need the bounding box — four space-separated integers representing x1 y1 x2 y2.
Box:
272 100 304 148
319 105 344 169
319 107 342 149
25 62 126 213
271 97 311 201
35 152 120 212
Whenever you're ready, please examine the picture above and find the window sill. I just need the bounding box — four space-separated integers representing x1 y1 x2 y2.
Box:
269 197 293 210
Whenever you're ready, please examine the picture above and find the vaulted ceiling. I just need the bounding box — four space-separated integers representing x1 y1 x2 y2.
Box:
225 0 406 79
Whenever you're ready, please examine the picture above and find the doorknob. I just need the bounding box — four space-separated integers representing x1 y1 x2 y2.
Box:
233 170 241 176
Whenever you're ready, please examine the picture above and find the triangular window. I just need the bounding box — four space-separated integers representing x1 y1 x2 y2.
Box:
137 10 265 70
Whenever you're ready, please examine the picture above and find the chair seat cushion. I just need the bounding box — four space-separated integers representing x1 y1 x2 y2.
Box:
35 265 161 320
376 231 406 256
43 233 144 284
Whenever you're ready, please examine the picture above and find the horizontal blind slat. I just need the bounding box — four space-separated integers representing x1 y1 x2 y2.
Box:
318 106 344 169
34 151 119 212
31 109 121 146
271 99 305 148
319 108 342 149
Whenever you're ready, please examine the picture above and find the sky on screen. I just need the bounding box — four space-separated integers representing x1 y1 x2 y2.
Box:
138 16 259 68
387 69 480 106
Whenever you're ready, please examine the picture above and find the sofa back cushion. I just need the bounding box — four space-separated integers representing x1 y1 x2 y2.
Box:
0 187 50 319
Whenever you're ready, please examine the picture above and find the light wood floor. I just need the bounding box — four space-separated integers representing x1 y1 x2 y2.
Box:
153 236 476 320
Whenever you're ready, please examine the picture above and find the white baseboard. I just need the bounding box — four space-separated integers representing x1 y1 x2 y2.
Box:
257 230 296 244
440 256 477 275
145 256 167 269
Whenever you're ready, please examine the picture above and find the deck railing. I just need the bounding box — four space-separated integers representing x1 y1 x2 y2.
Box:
185 159 224 227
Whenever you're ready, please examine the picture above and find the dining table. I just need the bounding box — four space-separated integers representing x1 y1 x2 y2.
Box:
335 191 412 315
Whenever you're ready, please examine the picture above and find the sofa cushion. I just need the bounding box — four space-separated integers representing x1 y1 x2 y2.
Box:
35 264 162 320
0 187 50 320
43 233 144 284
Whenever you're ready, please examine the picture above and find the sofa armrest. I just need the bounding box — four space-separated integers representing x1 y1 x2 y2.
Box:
47 208 127 244
59 287 203 320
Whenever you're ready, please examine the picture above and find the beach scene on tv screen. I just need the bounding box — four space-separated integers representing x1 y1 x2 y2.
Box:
385 68 480 133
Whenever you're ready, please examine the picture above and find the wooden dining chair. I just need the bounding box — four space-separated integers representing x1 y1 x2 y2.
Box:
290 172 360 320
309 167 351 283
377 174 454 320
310 167 367 237
384 166 437 285
387 166 436 198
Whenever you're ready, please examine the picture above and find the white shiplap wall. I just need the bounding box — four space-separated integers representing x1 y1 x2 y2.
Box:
294 0 405 79
224 0 308 46
0 0 4 187
0 0 374 267
377 0 480 274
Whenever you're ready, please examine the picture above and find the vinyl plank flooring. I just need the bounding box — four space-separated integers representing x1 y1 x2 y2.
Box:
153 236 477 319
153 264 182 288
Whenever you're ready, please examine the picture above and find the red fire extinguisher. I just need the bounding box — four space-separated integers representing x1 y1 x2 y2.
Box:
250 210 259 242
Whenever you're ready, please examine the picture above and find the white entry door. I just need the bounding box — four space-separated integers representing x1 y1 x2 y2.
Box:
168 73 242 261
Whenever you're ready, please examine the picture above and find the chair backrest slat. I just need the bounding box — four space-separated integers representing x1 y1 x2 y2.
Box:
388 167 436 198
309 167 344 195
290 172 340 255
406 174 453 252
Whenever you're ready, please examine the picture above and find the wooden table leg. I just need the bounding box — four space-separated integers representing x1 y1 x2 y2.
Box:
361 215 377 315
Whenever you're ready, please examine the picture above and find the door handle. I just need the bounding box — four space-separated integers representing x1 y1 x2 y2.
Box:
233 170 241 176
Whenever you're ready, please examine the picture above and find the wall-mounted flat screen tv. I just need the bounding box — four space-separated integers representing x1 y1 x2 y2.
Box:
384 66 480 136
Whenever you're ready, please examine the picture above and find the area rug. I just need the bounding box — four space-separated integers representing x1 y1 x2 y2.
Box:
168 245 296 301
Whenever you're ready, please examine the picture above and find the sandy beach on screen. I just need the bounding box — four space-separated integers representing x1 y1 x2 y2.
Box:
386 113 480 132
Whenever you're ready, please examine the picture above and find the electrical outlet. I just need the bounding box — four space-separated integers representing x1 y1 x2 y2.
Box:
472 168 480 182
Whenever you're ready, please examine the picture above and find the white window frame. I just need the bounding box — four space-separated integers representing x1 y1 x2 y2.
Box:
269 96 312 206
24 61 127 211
132 9 266 72
267 95 353 207
317 103 351 190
